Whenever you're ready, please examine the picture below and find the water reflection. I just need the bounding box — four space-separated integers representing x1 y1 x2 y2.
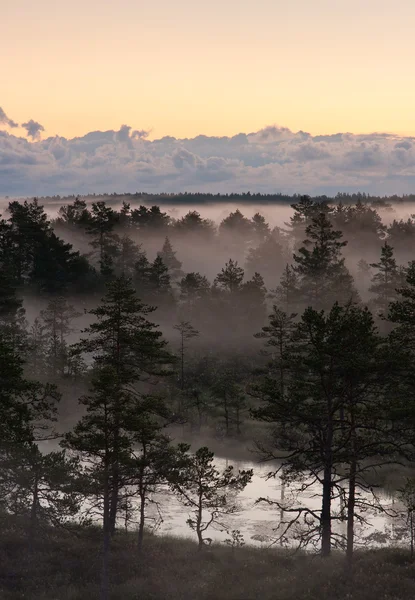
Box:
146 457 405 549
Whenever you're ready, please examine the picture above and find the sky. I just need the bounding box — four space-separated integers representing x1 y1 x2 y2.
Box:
2 0 415 196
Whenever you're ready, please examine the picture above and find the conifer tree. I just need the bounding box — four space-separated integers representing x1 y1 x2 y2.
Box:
174 320 199 390
244 235 286 282
65 276 172 598
157 237 183 281
6 444 82 547
271 264 300 311
251 213 270 243
293 211 358 310
115 235 145 278
239 272 267 330
40 297 81 378
214 259 244 293
147 255 174 307
86 201 119 275
167 445 252 548
253 307 297 400
369 242 403 316
253 303 394 558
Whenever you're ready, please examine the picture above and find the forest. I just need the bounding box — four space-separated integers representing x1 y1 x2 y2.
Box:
3 194 415 599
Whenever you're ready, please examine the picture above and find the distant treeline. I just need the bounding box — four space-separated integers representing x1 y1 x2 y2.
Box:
7 191 415 207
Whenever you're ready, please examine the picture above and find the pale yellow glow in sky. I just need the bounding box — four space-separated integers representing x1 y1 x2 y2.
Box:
2 0 415 140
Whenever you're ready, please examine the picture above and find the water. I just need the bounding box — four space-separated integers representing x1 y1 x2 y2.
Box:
143 457 406 549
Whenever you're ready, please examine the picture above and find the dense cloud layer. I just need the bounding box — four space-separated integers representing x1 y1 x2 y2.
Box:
1 121 415 196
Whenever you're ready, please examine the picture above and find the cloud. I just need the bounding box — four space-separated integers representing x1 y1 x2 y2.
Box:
21 119 45 140
2 122 415 197
0 107 18 129
132 128 150 139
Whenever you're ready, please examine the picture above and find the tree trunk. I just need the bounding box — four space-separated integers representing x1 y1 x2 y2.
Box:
346 458 356 566
29 467 39 551
101 466 111 600
138 491 145 551
196 496 204 549
109 465 119 535
236 406 241 435
224 393 229 437
346 400 357 566
321 462 332 557
180 334 184 390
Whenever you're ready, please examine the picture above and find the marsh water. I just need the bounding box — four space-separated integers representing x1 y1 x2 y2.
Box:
142 456 406 549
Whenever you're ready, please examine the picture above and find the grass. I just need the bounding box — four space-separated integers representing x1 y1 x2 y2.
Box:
1 523 415 599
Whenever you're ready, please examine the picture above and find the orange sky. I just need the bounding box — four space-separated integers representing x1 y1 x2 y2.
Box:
2 0 415 140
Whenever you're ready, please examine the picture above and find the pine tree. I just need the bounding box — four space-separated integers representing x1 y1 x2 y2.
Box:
253 307 297 400
6 444 82 548
147 255 174 306
0 266 27 350
244 235 286 283
293 211 358 310
174 211 216 238
239 272 267 330
369 242 403 316
86 201 119 276
173 320 199 390
65 276 173 599
287 196 331 249
167 445 252 548
253 303 394 558
69 275 172 533
157 237 183 281
115 236 145 278
40 297 81 378
271 264 300 312
179 272 210 317
251 213 270 243
214 259 244 293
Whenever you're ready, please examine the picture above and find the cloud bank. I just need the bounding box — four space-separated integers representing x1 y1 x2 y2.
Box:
1 119 415 197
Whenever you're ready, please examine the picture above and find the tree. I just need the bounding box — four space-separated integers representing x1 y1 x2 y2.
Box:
57 197 91 227
131 205 170 230
387 217 415 262
0 266 27 350
253 306 297 400
179 272 210 313
388 261 415 344
239 272 267 330
271 264 300 312
3 199 90 293
253 302 394 559
39 297 81 378
147 256 174 307
69 275 172 534
86 201 119 276
214 259 244 293
287 196 330 249
173 320 199 390
65 276 172 599
244 235 287 283
167 445 252 548
6 444 82 548
369 242 403 317
174 211 216 238
157 237 183 282
293 211 358 310
251 213 270 243
115 236 146 278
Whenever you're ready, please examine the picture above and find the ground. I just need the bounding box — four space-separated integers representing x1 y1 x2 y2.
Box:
1 523 415 599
